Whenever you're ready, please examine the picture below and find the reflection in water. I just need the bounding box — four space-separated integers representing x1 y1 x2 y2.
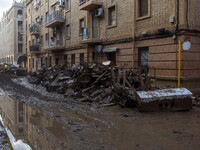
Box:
0 88 200 150
0 96 31 150
0 95 68 150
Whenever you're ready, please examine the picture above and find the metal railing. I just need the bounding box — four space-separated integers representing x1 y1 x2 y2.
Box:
18 15 23 19
18 26 23 30
44 39 64 49
45 11 65 25
29 45 40 52
30 25 39 33
79 27 101 41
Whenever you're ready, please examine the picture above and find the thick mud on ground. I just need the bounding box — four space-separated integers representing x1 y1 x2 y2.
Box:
0 74 200 150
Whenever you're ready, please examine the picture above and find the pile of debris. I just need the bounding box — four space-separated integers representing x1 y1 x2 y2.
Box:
28 62 154 107
193 96 200 107
0 64 26 76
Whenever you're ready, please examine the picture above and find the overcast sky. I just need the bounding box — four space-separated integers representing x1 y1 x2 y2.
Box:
0 0 21 19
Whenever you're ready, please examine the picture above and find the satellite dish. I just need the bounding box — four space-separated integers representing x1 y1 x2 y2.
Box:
182 41 191 51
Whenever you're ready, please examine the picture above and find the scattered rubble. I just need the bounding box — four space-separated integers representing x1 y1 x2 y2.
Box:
192 96 200 107
0 64 26 76
0 120 10 150
27 62 155 107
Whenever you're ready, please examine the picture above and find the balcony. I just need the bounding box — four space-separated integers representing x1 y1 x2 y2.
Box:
44 39 65 51
79 27 102 44
30 25 40 35
29 45 40 53
80 0 103 11
45 11 65 28
18 26 23 31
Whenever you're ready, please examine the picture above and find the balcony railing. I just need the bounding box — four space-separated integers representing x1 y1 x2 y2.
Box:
44 39 65 51
30 25 40 35
18 15 23 19
18 26 23 30
29 45 40 52
80 0 103 11
79 27 102 44
45 11 65 28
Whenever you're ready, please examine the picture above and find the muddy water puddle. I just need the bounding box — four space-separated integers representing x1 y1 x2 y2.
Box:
0 91 200 150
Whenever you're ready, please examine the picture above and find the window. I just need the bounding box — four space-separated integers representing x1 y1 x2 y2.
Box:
80 53 84 66
18 21 23 30
66 0 70 10
29 58 31 68
55 58 59 65
41 57 43 67
66 24 70 38
64 55 68 62
18 32 23 41
18 103 23 111
107 52 116 64
45 12 48 22
49 56 52 67
40 35 43 44
80 0 85 4
137 0 150 19
18 44 23 52
138 47 149 67
32 58 34 68
92 52 98 63
71 54 75 66
79 19 85 34
108 5 116 26
18 127 24 133
45 58 48 67
17 10 23 19
45 33 48 41
40 17 43 24
18 115 24 122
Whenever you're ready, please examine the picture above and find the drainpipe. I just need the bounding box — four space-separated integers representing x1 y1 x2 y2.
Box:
178 41 181 88
176 0 179 32
132 0 136 69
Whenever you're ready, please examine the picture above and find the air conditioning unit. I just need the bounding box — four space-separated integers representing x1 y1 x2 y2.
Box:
95 8 104 17
59 0 65 7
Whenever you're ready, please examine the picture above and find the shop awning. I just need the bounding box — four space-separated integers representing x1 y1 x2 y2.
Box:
102 48 118 53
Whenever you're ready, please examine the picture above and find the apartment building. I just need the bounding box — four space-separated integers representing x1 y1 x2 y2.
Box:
27 0 134 72
133 0 200 92
0 2 27 67
26 0 200 92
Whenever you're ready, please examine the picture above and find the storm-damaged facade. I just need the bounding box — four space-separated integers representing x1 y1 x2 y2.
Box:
26 0 200 92
0 2 27 67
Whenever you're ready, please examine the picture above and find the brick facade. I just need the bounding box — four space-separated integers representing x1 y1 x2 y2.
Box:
26 0 200 92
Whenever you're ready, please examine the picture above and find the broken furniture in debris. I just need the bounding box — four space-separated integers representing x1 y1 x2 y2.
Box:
26 62 193 111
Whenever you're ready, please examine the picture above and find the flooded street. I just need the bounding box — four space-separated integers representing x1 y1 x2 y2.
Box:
0 89 200 150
